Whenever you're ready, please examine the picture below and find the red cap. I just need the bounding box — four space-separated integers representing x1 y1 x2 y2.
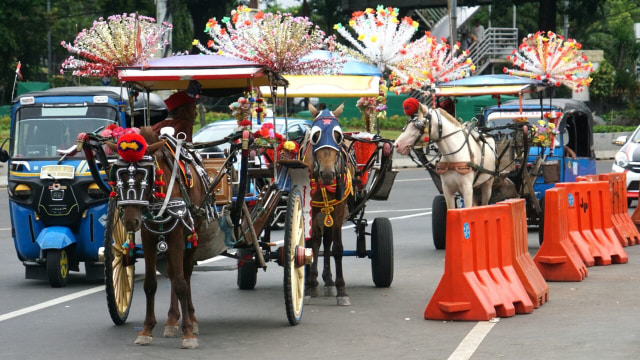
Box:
164 91 196 112
403 97 420 116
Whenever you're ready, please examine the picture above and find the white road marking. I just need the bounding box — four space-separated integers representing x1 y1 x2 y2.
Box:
447 321 497 360
366 207 431 213
394 178 431 182
0 286 105 323
0 228 10 231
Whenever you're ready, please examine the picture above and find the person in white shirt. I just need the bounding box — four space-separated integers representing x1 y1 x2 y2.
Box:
471 19 485 42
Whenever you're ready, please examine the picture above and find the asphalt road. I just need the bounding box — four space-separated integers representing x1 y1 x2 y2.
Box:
1 160 639 360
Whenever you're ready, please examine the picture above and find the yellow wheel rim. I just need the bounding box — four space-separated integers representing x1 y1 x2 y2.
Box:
111 210 133 316
60 250 68 278
289 195 305 317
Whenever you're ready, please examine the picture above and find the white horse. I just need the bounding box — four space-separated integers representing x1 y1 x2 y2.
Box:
394 103 496 209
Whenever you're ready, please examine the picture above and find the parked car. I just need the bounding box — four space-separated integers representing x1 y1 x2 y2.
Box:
611 125 640 206
193 117 311 154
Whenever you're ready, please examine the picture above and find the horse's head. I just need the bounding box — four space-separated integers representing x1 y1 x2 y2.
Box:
394 103 432 155
309 103 345 185
106 128 166 232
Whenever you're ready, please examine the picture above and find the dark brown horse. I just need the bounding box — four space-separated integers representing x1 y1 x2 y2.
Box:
108 127 209 349
304 104 356 306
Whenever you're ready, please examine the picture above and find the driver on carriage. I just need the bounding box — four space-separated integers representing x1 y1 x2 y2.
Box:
152 91 197 141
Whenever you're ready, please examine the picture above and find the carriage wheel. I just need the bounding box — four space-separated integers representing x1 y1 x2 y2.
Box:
104 199 134 325
432 195 448 250
237 248 257 290
46 249 69 288
371 217 394 287
283 186 305 326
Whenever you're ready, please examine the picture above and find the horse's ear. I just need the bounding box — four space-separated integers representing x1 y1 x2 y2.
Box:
419 103 429 115
105 141 117 152
146 140 166 155
333 103 345 117
309 103 319 118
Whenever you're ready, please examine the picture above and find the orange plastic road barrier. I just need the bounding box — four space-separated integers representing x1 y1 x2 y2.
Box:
534 187 588 281
425 204 533 321
502 199 549 307
599 173 640 246
576 175 599 182
557 182 628 265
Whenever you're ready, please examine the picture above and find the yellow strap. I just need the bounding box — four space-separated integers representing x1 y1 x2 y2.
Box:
312 169 353 228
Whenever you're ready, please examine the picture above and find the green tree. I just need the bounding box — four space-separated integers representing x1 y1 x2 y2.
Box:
590 60 615 103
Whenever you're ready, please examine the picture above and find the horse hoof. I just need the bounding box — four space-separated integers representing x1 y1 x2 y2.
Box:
337 296 351 306
181 337 199 349
192 322 199 335
306 287 319 297
134 335 153 346
324 286 337 297
304 296 312 305
163 325 180 338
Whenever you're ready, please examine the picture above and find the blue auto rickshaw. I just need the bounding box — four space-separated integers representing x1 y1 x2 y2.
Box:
0 86 165 286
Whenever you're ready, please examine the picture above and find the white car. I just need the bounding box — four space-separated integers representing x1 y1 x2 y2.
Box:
611 126 640 205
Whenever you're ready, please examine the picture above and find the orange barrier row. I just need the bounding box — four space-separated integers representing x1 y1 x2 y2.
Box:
598 173 640 246
425 203 535 321
556 181 628 265
503 199 549 307
534 187 588 281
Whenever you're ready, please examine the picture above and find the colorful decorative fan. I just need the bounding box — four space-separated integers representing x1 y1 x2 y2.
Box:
200 5 340 75
388 32 475 94
503 31 593 91
333 5 419 72
60 13 172 77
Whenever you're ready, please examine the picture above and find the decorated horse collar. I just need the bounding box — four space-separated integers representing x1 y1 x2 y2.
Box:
311 110 344 152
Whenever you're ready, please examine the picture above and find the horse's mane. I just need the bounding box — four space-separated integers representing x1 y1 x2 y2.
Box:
433 107 463 127
139 126 160 146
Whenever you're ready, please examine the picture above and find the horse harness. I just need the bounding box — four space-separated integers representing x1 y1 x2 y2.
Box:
405 109 497 182
111 134 217 253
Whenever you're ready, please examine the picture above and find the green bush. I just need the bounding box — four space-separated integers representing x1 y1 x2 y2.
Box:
593 124 637 133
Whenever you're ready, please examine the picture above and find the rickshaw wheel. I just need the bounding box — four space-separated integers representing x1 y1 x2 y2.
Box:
46 249 69 288
284 186 305 326
104 199 134 325
371 217 394 288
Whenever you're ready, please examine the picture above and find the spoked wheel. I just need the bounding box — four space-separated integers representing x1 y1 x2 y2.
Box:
46 249 69 288
104 199 134 325
283 186 306 326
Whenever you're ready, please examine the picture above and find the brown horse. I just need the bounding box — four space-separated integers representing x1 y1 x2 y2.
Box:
304 104 356 306
107 127 209 349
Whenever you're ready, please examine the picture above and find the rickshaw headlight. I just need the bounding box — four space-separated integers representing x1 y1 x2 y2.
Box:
87 182 105 198
615 152 629 168
14 184 31 197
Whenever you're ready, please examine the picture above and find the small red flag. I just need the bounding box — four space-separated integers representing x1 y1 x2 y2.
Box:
15 61 23 80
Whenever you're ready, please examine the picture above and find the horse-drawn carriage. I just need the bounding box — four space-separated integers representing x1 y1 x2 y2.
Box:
394 74 596 249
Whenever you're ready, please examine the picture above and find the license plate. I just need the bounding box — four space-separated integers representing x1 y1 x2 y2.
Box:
40 165 75 180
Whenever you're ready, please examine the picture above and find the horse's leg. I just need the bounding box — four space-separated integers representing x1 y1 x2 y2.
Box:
322 230 337 297
163 290 180 338
184 249 198 335
479 178 494 206
332 217 350 306
305 222 321 300
442 181 457 210
135 233 158 346
460 175 475 209
165 233 198 349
